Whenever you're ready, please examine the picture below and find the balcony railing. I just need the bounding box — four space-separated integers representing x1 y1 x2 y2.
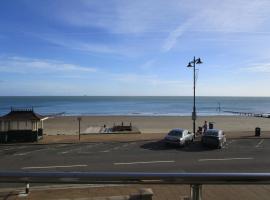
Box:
1 172 270 200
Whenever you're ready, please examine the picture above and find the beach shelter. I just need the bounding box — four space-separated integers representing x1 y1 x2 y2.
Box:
0 108 48 143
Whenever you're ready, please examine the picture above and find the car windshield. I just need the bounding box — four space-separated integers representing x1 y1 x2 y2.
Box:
168 130 182 137
205 131 219 137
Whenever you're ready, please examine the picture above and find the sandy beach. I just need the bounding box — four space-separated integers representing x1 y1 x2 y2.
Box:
43 115 270 135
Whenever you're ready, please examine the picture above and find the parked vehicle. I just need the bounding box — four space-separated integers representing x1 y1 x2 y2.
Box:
164 128 194 147
201 129 226 148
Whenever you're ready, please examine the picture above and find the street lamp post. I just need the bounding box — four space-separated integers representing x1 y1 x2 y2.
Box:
77 117 82 141
187 57 203 135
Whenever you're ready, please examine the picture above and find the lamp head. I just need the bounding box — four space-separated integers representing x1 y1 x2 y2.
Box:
196 58 202 64
187 62 193 67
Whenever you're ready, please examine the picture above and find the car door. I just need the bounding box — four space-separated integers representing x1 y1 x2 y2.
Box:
187 131 192 141
222 131 226 144
183 130 188 142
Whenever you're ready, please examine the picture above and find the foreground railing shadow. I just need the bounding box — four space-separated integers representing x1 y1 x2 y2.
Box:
1 172 270 200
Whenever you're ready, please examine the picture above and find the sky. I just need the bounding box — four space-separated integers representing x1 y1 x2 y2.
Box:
1 0 270 96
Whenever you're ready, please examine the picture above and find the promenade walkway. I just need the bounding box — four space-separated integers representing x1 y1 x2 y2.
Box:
1 184 270 200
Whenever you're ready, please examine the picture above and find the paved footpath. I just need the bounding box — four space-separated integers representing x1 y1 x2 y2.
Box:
1 184 270 200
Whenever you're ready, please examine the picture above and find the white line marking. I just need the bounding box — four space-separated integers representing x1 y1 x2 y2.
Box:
22 164 88 170
0 146 28 152
14 148 47 156
122 144 130 148
14 153 28 156
100 143 134 153
255 139 264 148
114 160 175 165
100 150 110 153
60 147 82 154
199 157 254 162
100 146 119 153
228 140 235 145
223 140 234 149
60 144 101 154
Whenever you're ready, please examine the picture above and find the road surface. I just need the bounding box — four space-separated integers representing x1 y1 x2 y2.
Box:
0 138 268 173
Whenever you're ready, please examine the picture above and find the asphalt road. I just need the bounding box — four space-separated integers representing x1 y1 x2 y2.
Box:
0 138 269 173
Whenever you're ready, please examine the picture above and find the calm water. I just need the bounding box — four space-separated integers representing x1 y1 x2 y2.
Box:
0 96 270 116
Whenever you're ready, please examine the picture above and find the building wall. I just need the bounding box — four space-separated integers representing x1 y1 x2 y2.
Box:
18 121 32 130
1 121 39 131
9 121 17 130
1 121 9 132
0 120 43 132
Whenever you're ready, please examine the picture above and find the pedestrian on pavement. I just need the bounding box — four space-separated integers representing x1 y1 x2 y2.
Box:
203 121 208 134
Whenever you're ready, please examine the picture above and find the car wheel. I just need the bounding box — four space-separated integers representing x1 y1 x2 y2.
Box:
218 142 223 149
180 141 186 147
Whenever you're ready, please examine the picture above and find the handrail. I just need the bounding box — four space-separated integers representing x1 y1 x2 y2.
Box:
1 172 270 185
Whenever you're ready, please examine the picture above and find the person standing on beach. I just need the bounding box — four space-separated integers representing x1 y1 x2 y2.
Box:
203 121 208 134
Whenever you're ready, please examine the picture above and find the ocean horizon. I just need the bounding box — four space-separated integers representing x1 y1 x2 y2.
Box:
1 96 270 117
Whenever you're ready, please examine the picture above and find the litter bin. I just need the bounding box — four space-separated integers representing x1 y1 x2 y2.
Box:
255 127 261 136
209 122 214 129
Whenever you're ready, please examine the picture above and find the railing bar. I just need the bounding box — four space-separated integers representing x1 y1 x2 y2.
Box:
1 172 270 185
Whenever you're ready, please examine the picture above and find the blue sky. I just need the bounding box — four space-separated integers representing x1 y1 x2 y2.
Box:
1 0 270 96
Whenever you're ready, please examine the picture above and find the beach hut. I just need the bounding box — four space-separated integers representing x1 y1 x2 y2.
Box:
0 108 47 143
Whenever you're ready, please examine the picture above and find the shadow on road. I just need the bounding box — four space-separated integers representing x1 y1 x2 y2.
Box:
140 140 217 152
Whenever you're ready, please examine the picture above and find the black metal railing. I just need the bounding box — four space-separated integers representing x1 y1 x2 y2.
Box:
1 172 270 200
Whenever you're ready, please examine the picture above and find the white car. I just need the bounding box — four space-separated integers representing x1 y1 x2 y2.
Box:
164 128 194 147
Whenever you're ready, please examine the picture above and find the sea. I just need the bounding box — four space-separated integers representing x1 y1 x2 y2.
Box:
0 96 270 116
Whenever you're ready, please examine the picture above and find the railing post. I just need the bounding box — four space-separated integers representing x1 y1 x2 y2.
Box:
190 184 202 200
139 188 153 200
25 183 30 194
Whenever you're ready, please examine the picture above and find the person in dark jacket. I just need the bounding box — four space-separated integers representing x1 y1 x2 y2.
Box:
203 121 208 133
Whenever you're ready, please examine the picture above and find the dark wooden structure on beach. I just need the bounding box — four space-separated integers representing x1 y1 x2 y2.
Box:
112 122 132 132
0 108 47 143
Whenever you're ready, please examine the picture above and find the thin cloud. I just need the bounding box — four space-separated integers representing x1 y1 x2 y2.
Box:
53 0 186 34
0 56 97 74
111 73 186 86
162 0 270 51
244 63 270 73
162 19 194 52
140 59 156 70
34 33 143 57
43 36 120 55
25 0 270 54
111 73 157 82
